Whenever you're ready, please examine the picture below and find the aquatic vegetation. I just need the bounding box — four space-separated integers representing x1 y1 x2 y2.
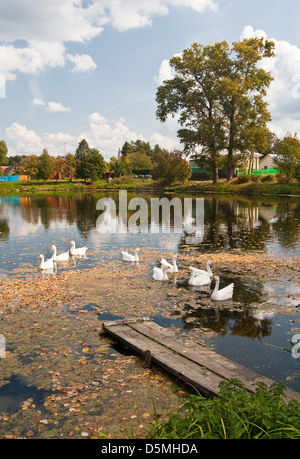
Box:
146 379 300 439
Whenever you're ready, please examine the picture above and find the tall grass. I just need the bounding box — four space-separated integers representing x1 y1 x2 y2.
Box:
146 379 300 439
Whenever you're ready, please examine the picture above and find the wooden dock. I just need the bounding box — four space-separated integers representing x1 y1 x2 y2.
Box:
102 318 300 402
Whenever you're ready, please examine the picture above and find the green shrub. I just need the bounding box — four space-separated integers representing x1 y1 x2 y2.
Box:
261 173 276 182
146 379 300 439
236 175 252 184
247 174 260 182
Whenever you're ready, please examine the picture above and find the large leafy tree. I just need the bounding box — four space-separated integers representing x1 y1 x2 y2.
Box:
75 139 105 182
274 133 300 182
156 38 275 183
64 153 77 181
0 140 8 165
75 139 90 180
17 155 39 178
37 148 54 182
152 150 192 185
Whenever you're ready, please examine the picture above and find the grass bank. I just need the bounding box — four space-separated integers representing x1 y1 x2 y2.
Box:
1 176 300 196
169 178 300 197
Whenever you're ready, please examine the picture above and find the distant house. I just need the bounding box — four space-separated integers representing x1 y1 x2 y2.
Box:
0 165 29 182
0 166 17 176
259 154 278 170
189 160 212 180
51 171 62 180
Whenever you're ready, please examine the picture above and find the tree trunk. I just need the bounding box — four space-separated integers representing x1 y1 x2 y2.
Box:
212 161 219 185
227 107 236 181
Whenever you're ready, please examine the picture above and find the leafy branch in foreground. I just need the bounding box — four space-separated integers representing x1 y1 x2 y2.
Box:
146 379 300 439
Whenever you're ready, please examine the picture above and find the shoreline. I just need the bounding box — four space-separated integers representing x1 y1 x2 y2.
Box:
1 179 300 197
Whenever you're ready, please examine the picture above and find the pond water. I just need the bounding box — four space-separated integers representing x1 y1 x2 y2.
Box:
0 191 300 391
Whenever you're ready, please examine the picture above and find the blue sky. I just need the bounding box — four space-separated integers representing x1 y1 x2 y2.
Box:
1 0 300 161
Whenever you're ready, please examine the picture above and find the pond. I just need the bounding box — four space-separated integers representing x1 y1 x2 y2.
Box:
0 191 300 392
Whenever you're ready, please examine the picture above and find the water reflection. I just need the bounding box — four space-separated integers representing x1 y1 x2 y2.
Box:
0 192 299 275
182 306 273 340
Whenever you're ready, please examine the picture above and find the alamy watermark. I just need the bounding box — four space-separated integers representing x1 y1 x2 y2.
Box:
0 334 5 359
96 190 204 244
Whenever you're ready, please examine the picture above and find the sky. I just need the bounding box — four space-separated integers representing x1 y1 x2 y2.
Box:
1 0 300 161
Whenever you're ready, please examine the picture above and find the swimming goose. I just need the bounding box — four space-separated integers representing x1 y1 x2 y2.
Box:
161 254 179 273
211 275 234 301
69 240 88 256
50 245 70 262
153 264 169 281
121 247 140 262
188 267 211 286
189 261 213 278
38 254 54 270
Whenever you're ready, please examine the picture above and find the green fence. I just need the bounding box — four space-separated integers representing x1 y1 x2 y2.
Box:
237 168 279 176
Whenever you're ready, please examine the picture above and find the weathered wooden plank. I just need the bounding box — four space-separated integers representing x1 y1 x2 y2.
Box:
102 319 300 402
102 322 223 397
130 321 275 388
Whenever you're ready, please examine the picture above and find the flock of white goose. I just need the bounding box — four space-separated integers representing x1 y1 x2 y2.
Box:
38 244 234 302
38 241 88 270
121 248 234 302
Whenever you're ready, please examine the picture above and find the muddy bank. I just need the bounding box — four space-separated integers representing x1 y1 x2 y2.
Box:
0 250 299 438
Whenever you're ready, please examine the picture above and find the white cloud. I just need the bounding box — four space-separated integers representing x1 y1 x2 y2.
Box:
0 74 6 98
6 122 44 155
0 0 217 79
150 132 179 150
240 26 300 137
46 102 71 113
67 53 97 73
5 113 146 160
240 25 267 40
97 0 217 32
155 53 182 84
82 112 145 159
32 98 45 106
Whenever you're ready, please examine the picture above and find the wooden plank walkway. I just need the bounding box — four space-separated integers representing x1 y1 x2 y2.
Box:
102 318 300 402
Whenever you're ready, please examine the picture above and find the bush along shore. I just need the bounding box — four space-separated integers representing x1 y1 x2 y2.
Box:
1 175 300 196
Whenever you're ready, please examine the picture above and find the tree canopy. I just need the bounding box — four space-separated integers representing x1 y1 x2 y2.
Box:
156 38 275 183
75 139 105 182
0 140 8 165
274 133 300 182
152 150 192 185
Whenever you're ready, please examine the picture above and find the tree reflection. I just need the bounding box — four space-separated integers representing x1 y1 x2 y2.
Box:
182 306 273 340
0 218 9 239
180 195 300 255
0 193 299 253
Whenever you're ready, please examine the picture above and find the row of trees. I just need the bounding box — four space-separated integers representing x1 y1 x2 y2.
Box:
274 133 300 182
13 140 106 183
108 139 192 184
2 137 191 185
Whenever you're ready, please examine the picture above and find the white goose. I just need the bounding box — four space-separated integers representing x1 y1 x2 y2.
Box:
38 254 54 270
50 245 70 262
211 275 234 301
189 261 213 278
153 264 169 281
69 240 88 257
121 247 140 262
188 267 211 286
161 254 179 273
